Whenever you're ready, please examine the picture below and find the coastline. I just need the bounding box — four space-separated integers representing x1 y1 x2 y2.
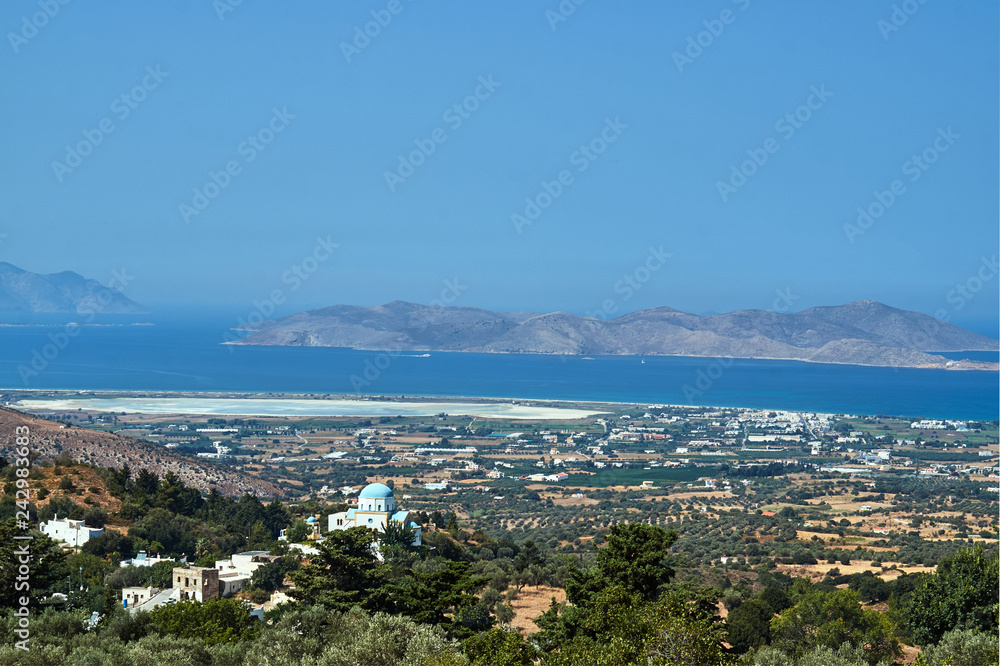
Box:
0 388 927 421
9 394 610 420
221 341 1000 372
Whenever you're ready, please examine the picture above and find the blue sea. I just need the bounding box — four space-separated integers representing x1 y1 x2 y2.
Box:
0 315 997 421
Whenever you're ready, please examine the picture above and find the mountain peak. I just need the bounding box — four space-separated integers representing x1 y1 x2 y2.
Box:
0 263 147 314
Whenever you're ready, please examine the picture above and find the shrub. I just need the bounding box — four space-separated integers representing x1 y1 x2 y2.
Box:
916 627 1000 666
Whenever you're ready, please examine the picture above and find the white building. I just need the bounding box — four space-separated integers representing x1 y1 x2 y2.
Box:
40 515 103 548
328 483 421 546
121 586 158 609
119 551 180 568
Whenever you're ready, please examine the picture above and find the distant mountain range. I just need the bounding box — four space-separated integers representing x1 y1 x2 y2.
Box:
0 262 146 314
229 300 999 369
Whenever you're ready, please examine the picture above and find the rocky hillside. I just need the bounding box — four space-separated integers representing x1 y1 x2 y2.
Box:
0 262 146 314
228 300 998 369
0 407 281 498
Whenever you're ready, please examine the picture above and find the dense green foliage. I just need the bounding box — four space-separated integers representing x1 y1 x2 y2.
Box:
149 598 259 644
905 544 999 645
0 446 996 665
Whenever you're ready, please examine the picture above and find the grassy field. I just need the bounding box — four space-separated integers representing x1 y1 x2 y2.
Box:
567 466 704 487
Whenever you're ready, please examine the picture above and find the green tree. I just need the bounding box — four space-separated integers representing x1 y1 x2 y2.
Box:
570 522 678 605
133 468 160 498
382 561 490 638
155 471 202 515
543 586 733 666
464 627 538 665
727 598 773 652
289 526 389 612
0 520 67 610
285 519 310 543
513 540 543 573
906 544 999 645
148 597 259 644
915 627 1000 666
381 520 417 548
770 588 901 665
127 508 195 555
250 556 298 593
82 530 134 561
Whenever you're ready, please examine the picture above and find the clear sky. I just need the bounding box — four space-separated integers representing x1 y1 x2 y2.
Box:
1 1 997 335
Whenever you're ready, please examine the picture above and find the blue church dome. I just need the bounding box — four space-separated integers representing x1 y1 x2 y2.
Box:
359 483 394 499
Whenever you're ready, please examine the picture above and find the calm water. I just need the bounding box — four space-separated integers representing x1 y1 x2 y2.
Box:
0 317 997 420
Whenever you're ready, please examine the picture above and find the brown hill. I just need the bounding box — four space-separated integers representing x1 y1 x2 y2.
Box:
229 300 998 369
0 407 281 498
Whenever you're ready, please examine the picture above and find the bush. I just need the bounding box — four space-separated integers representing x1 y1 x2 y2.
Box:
727 598 773 652
916 627 1000 666
82 507 107 528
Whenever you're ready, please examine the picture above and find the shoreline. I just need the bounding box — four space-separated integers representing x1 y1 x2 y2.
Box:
221 342 1000 372
0 388 901 421
8 395 611 420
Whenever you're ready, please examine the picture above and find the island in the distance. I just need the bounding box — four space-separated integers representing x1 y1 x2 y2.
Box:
227 299 998 370
0 261 146 314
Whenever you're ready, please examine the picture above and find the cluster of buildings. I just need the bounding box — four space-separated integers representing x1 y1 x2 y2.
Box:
122 550 278 615
37 483 423 618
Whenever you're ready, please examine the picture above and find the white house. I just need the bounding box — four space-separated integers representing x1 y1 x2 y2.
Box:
40 515 103 548
327 483 421 546
212 550 278 596
121 586 158 609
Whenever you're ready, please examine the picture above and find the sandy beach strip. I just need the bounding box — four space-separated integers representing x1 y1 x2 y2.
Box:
13 397 603 420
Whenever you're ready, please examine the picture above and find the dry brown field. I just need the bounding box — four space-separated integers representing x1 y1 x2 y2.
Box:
509 585 566 634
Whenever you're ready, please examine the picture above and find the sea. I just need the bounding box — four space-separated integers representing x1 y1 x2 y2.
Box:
0 314 997 421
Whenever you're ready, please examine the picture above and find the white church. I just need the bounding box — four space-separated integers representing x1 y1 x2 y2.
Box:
328 482 422 546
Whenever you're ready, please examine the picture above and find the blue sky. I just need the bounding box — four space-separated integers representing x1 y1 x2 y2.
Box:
1 1 997 335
